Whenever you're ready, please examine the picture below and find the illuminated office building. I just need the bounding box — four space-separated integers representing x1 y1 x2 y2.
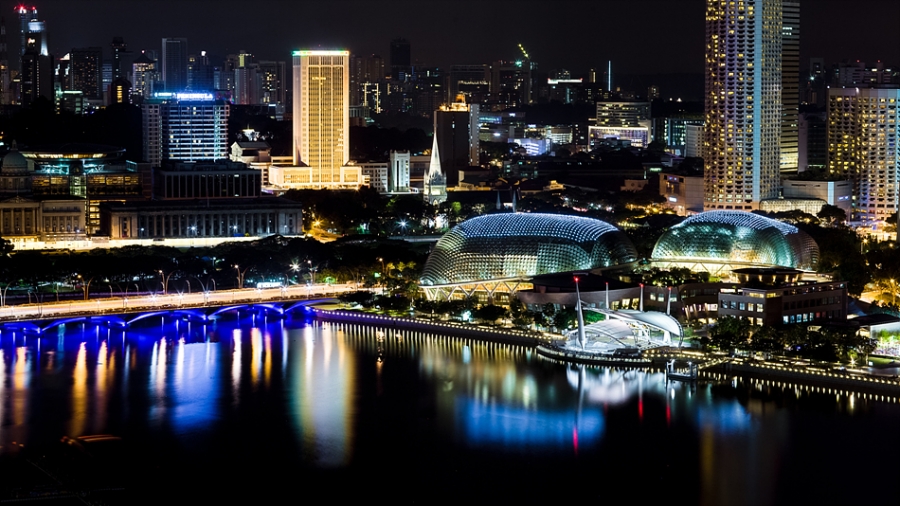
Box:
290 50 361 188
131 51 158 99
589 101 652 149
142 92 230 167
703 0 782 210
827 86 900 226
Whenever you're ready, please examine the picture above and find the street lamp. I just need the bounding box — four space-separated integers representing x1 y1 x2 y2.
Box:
377 257 386 295
307 260 317 285
158 270 174 294
76 274 95 301
234 265 248 289
0 283 11 307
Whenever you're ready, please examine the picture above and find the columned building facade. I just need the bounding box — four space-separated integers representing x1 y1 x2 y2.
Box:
102 198 302 239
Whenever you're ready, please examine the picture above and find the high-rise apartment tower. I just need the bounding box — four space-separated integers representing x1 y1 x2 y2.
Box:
827 87 900 226
703 0 782 210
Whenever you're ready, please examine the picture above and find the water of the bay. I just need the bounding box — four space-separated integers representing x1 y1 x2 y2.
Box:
1 314 898 504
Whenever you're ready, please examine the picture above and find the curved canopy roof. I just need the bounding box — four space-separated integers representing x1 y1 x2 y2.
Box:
420 213 637 285
651 211 819 270
612 309 683 337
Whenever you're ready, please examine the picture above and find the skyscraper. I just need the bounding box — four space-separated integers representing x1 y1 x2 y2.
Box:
434 94 480 187
781 1 800 173
19 9 51 107
17 5 34 59
389 38 410 80
188 51 214 91
258 60 286 106
703 0 782 210
827 87 900 226
111 36 130 81
0 16 9 105
291 50 360 188
131 51 158 100
350 53 384 106
70 47 103 100
161 37 188 91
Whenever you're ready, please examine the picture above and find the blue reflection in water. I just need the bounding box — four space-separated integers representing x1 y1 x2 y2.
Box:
171 341 221 433
457 398 604 450
695 401 753 434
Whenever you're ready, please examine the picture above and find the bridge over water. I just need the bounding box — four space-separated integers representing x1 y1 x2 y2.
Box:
0 299 334 335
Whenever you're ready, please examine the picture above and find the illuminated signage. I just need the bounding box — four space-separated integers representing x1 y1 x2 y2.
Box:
547 78 584 85
292 50 349 56
152 92 215 101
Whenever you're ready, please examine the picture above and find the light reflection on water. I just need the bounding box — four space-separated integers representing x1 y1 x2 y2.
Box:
0 317 898 503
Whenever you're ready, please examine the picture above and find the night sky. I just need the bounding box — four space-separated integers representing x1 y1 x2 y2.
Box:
17 1 900 83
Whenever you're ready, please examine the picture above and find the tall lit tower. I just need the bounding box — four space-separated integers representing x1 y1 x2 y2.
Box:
292 50 359 188
827 87 900 226
16 4 33 58
781 2 800 174
0 16 9 105
161 37 188 91
703 0 782 210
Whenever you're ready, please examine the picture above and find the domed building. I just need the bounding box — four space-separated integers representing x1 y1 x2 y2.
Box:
0 142 34 192
420 213 637 301
651 211 819 274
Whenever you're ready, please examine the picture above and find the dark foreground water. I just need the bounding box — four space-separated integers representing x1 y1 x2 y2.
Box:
1 315 899 504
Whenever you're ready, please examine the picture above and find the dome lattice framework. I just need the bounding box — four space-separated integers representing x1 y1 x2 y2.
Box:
651 211 819 272
420 213 637 287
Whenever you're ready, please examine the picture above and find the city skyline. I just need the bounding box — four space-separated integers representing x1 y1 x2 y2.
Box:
12 0 900 82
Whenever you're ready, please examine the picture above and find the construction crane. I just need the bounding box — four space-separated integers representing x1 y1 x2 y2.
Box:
517 43 530 60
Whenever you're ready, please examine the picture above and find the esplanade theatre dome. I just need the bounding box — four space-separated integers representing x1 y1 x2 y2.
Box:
420 213 638 286
651 211 819 271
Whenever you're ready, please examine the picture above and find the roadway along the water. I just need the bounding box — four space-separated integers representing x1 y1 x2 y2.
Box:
0 283 366 321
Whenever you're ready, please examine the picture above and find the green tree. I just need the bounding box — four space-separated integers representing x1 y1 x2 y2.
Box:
474 304 508 324
817 204 847 226
705 316 751 352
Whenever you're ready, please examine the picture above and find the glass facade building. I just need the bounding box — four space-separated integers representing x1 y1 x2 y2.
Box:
420 213 637 286
651 211 819 271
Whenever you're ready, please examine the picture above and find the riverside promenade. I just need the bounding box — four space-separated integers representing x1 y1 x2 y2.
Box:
314 306 900 399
